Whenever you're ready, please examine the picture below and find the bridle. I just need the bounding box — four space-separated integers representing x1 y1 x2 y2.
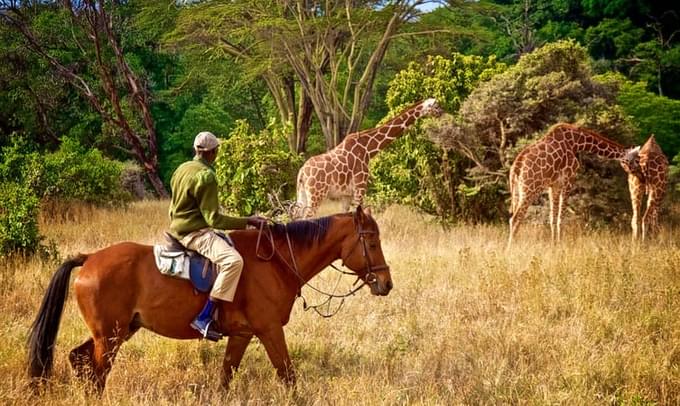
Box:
343 213 390 286
254 215 390 317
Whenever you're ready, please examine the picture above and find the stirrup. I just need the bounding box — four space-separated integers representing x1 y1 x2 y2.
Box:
191 319 223 342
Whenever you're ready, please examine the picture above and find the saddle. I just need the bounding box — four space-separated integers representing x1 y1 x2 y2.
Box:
153 231 234 293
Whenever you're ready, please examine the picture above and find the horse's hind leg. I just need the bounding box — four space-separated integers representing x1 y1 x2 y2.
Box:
69 338 95 380
69 322 140 390
69 322 140 393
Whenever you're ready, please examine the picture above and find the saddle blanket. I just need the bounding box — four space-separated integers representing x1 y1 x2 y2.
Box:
153 233 235 293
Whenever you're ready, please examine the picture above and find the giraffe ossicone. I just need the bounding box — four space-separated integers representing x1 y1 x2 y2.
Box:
294 98 443 218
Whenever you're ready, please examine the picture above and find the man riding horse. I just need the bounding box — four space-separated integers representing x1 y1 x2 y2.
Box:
168 131 267 340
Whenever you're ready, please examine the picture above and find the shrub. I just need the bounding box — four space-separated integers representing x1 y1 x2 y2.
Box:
24 137 130 207
0 137 130 254
0 181 41 255
215 120 303 215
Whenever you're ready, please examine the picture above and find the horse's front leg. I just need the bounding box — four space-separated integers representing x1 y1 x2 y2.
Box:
221 333 253 390
257 325 295 386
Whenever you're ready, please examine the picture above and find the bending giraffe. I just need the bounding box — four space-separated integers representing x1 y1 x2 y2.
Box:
295 98 443 218
621 135 668 240
508 123 639 247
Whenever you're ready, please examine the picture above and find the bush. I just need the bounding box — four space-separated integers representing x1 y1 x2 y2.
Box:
0 181 41 255
0 137 130 254
215 120 303 215
23 137 130 207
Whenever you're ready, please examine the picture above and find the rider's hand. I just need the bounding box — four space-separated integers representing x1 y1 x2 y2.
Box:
246 215 269 229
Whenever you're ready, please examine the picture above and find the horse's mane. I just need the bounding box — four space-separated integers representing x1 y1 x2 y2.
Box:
270 215 338 247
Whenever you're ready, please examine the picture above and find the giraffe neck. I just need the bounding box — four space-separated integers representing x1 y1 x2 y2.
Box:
567 127 628 159
357 103 426 158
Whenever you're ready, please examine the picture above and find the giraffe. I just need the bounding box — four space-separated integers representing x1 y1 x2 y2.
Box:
507 123 639 247
621 135 669 241
294 98 443 218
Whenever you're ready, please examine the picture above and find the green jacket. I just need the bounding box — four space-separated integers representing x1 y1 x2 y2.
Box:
168 157 248 238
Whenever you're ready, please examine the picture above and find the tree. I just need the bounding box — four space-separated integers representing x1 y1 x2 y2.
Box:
612 75 680 158
0 0 168 196
425 40 638 222
369 53 506 220
172 0 427 151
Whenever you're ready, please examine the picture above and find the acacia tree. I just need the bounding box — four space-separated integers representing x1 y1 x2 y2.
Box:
0 0 168 196
173 0 427 151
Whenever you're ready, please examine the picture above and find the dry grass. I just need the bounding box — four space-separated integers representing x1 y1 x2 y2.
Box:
2 200 680 405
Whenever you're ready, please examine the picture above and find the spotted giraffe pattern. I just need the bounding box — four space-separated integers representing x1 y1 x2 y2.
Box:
508 123 639 246
622 135 668 241
295 98 443 218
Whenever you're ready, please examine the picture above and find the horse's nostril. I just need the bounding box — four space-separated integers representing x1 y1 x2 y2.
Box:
386 280 393 290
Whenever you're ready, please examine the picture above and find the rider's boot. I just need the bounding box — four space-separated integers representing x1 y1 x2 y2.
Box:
190 298 223 341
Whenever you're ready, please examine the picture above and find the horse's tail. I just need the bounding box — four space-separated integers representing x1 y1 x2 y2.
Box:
28 254 88 382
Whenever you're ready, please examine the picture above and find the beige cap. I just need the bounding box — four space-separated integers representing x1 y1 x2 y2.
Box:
193 131 221 151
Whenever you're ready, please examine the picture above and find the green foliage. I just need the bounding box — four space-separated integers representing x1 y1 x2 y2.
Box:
613 77 680 158
585 18 643 60
26 138 130 206
0 137 130 207
386 54 506 113
0 181 41 255
0 136 129 255
370 53 506 221
369 132 445 215
215 120 302 215
385 40 637 223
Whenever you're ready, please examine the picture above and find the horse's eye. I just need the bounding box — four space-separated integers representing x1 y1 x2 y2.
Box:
369 243 378 249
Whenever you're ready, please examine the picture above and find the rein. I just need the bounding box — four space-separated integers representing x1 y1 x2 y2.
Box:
253 219 382 318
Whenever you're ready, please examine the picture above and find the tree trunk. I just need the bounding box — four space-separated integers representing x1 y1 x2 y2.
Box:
2 1 169 197
296 93 314 153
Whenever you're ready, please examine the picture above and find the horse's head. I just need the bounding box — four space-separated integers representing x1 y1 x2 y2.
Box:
340 206 393 296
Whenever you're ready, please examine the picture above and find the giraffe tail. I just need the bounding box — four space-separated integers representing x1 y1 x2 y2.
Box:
294 170 308 218
509 164 519 216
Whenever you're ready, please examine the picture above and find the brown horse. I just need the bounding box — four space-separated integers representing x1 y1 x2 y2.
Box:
28 206 392 392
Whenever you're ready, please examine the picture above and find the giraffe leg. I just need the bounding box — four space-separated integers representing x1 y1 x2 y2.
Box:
508 189 541 249
628 175 643 241
305 188 326 218
642 188 660 241
548 186 560 243
556 180 573 243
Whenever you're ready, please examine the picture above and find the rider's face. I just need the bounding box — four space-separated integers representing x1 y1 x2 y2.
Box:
203 148 218 164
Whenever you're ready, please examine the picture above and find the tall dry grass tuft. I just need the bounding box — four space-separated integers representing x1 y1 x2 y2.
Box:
1 200 680 404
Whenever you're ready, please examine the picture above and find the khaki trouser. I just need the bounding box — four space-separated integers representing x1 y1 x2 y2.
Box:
180 229 243 302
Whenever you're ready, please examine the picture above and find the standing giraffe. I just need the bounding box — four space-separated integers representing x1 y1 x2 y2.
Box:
295 98 443 218
508 123 639 247
621 135 669 241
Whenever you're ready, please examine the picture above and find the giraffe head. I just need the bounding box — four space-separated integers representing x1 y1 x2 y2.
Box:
620 146 643 178
419 98 444 118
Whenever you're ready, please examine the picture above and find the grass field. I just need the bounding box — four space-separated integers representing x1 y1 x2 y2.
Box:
1 200 680 405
